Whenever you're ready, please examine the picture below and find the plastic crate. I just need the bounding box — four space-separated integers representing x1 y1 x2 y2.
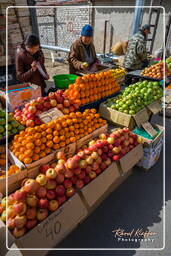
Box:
53 74 78 89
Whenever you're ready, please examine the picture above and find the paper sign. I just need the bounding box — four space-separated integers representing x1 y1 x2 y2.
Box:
142 122 158 138
38 108 63 123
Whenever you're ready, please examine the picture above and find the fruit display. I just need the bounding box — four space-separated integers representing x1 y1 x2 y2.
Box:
9 109 107 164
14 90 81 127
0 127 142 238
167 84 171 89
166 57 171 69
105 80 163 115
64 70 120 105
0 109 25 139
141 62 171 79
111 68 127 78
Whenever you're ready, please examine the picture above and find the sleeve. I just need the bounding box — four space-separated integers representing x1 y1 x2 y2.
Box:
136 40 147 61
68 44 83 71
15 54 35 82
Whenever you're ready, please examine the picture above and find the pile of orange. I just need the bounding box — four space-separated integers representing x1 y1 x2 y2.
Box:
10 109 106 164
141 62 171 79
64 70 120 105
0 165 20 179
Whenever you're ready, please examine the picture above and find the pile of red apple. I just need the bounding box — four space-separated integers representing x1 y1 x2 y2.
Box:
0 128 142 238
14 90 81 127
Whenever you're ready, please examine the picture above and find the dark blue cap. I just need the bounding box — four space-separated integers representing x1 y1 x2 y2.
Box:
142 24 151 32
81 24 93 37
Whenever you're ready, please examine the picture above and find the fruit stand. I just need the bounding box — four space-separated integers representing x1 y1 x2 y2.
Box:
0 62 165 254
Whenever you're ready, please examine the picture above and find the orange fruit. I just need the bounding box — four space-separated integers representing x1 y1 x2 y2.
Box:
40 144 46 151
59 135 65 141
61 121 67 128
46 140 53 148
26 142 34 150
34 147 41 154
69 126 75 131
56 124 61 131
70 137 76 143
45 147 51 154
46 128 52 134
32 154 40 161
34 133 41 139
19 147 25 153
40 124 47 130
66 138 70 145
52 144 60 150
23 157 32 164
41 137 47 143
18 154 25 161
53 136 59 144
24 149 33 157
46 134 53 140
39 151 46 158
35 139 41 146
59 141 66 148
53 130 59 136
21 140 27 146
35 126 42 133
47 121 55 129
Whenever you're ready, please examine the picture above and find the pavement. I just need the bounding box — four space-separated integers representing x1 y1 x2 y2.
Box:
5 114 170 256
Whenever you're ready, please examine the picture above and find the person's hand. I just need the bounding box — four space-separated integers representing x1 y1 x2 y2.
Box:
81 62 89 70
31 61 37 71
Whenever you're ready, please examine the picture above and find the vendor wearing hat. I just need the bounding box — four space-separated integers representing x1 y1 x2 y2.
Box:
124 24 151 71
68 24 99 74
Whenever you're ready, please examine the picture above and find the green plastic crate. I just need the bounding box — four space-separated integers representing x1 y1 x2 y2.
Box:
53 74 78 89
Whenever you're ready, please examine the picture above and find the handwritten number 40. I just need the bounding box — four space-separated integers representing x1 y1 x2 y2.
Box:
46 221 61 240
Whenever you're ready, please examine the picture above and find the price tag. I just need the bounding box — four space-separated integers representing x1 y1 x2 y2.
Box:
38 108 63 123
142 122 158 138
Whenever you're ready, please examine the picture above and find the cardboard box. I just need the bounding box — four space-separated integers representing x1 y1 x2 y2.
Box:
99 103 149 130
137 137 163 170
0 83 41 111
0 194 88 251
118 144 144 174
135 124 164 170
76 124 108 149
146 100 162 115
78 162 120 209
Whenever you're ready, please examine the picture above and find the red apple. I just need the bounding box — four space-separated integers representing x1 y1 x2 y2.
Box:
13 227 26 238
84 176 91 184
56 173 65 184
26 119 34 127
56 185 65 196
37 208 48 222
14 190 27 202
38 198 49 209
56 151 66 160
6 205 16 219
63 99 70 107
26 194 38 207
76 179 84 189
24 179 39 193
57 104 64 110
37 187 47 198
28 105 36 114
66 187 75 197
55 163 66 174
78 170 86 180
50 99 57 107
100 162 107 171
46 168 57 179
36 174 47 186
64 169 74 179
95 168 102 175
101 153 108 161
113 155 120 161
91 151 99 160
26 219 37 229
26 207 37 220
105 158 112 166
57 195 67 205
77 151 85 159
70 175 78 184
85 165 92 174
79 159 87 169
48 200 59 212
48 92 56 99
63 179 72 189
7 218 15 230
89 171 97 180
14 215 27 229
13 202 27 216
46 179 57 190
46 190 56 200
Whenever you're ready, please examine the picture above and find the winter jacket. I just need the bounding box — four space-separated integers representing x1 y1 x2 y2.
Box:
123 31 148 70
68 37 98 74
15 44 48 92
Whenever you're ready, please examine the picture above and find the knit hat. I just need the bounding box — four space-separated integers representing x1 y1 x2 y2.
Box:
81 24 93 37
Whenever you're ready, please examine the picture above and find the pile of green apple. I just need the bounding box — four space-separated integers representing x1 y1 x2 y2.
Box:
0 109 25 139
106 80 163 115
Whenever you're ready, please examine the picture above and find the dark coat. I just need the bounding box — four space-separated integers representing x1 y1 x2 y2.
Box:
68 37 98 74
15 44 48 91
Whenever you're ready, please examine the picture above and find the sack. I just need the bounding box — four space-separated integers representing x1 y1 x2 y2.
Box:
111 41 128 55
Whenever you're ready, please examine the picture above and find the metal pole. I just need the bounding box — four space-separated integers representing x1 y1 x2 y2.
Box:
131 0 145 36
27 0 39 36
54 8 58 45
103 20 109 56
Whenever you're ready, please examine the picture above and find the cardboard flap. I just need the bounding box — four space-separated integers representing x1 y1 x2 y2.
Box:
147 101 162 114
38 108 63 123
80 162 120 207
112 110 132 127
15 194 87 249
142 122 158 138
119 144 144 173
133 109 149 127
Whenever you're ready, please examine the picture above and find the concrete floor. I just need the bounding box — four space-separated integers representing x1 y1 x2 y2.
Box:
4 115 170 256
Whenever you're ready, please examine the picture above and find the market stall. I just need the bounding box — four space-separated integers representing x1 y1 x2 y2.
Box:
0 61 166 254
